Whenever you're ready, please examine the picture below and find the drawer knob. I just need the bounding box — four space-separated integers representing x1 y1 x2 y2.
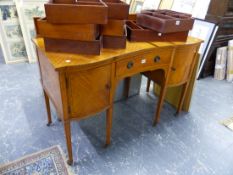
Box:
154 56 160 63
171 67 176 71
105 84 111 90
127 61 134 69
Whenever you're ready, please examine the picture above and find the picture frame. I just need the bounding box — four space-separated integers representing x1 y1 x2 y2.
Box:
3 24 23 39
188 19 218 78
197 26 219 79
15 0 47 63
0 1 28 64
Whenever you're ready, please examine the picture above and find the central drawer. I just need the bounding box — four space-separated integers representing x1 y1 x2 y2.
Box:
116 47 174 78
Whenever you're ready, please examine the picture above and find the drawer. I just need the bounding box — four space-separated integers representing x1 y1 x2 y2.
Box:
116 47 174 77
34 18 99 41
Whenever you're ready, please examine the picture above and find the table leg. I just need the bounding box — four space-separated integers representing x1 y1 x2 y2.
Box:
123 77 131 99
43 90 52 126
64 121 73 165
146 79 151 92
153 82 167 126
106 106 113 146
175 82 189 116
105 64 117 146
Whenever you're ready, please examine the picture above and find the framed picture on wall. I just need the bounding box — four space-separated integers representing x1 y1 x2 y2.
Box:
15 0 47 63
188 19 218 78
0 1 28 64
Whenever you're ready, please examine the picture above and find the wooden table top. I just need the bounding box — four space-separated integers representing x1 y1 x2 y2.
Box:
33 36 202 71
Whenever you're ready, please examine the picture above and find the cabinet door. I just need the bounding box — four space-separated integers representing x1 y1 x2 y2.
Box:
168 44 198 86
67 64 111 119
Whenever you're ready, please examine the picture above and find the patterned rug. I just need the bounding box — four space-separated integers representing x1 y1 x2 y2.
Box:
220 117 233 131
0 145 73 175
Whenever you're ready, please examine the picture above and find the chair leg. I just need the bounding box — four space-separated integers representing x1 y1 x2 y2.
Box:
153 82 167 126
106 106 113 146
146 79 151 92
175 83 189 116
64 121 73 165
43 90 52 126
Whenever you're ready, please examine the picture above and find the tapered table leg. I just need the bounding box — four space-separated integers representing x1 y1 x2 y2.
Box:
106 106 113 146
146 79 151 92
64 121 73 165
105 64 116 147
153 82 167 126
176 82 189 116
123 77 131 99
43 90 52 126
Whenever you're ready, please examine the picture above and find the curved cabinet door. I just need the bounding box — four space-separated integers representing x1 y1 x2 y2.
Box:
168 44 199 86
67 64 111 119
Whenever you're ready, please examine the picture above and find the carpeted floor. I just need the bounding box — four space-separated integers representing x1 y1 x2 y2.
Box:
0 51 233 175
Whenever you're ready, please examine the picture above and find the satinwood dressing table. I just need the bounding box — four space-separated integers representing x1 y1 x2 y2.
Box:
33 36 202 165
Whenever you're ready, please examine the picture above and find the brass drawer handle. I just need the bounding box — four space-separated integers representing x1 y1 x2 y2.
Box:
154 56 160 63
127 61 134 69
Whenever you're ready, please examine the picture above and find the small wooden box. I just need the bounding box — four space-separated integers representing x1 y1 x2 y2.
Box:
45 1 108 24
102 34 126 49
101 19 125 36
126 21 188 42
103 0 129 19
137 10 194 33
44 37 102 55
34 18 99 41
